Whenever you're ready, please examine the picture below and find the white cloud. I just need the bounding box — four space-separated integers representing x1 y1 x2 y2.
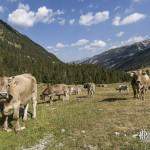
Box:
79 11 109 26
124 36 145 44
114 6 121 12
0 6 4 13
56 43 66 49
69 19 75 25
8 3 65 28
8 3 35 27
90 40 106 48
116 31 124 37
58 18 66 25
71 39 107 52
82 40 106 51
52 39 106 52
113 12 146 26
35 6 54 23
71 39 89 47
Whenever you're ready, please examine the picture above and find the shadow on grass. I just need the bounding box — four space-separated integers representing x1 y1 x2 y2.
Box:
99 97 127 103
38 98 62 105
38 100 50 105
76 96 89 99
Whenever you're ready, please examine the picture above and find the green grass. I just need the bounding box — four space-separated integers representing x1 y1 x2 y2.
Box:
0 83 150 150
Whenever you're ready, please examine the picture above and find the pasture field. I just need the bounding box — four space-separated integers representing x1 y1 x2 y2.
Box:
0 83 150 150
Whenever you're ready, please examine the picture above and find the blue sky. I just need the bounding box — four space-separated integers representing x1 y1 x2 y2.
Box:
0 0 149 62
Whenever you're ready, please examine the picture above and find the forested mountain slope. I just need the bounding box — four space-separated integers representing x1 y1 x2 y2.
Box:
82 40 150 71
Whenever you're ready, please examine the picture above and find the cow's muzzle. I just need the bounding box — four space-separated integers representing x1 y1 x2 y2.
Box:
136 80 141 85
0 92 9 100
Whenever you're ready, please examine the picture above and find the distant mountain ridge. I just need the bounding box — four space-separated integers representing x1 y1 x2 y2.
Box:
82 39 150 71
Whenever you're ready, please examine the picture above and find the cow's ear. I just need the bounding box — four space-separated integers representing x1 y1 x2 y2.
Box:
8 76 15 83
130 72 134 77
8 76 16 87
137 70 142 75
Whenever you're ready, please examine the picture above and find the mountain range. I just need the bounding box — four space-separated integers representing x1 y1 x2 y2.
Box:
82 39 150 71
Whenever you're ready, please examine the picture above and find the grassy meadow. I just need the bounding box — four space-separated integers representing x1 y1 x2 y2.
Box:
0 83 150 150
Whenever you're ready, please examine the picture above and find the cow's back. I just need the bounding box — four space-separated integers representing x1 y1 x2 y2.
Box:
50 84 67 95
9 74 37 105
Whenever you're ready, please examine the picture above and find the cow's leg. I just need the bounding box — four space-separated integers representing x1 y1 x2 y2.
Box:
65 94 69 101
62 96 65 101
32 98 37 119
142 93 145 100
49 94 54 105
43 95 45 101
132 86 137 98
23 103 29 121
31 90 37 119
58 95 61 100
141 89 145 100
134 90 136 98
14 118 26 132
2 115 12 132
137 91 140 99
64 90 69 101
90 90 92 96
13 104 22 131
50 96 53 105
62 94 66 102
87 89 90 95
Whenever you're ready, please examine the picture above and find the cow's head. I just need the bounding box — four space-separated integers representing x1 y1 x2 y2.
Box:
3 94 14 116
0 77 9 99
132 71 144 90
0 76 17 116
0 76 15 100
83 83 88 89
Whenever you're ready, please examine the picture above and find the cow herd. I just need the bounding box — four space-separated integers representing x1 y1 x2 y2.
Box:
40 82 95 103
0 70 149 132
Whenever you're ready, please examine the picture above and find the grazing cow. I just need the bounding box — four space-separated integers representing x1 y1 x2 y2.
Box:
131 73 138 98
0 74 37 132
116 85 129 93
40 84 51 101
69 86 82 95
131 70 150 100
40 84 69 103
84 83 96 96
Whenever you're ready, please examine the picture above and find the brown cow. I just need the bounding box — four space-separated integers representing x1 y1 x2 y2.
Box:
131 70 150 100
40 84 69 104
0 74 37 132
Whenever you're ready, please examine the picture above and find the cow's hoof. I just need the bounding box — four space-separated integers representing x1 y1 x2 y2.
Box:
21 126 26 130
15 126 26 132
32 116 36 119
3 128 12 132
23 117 28 121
